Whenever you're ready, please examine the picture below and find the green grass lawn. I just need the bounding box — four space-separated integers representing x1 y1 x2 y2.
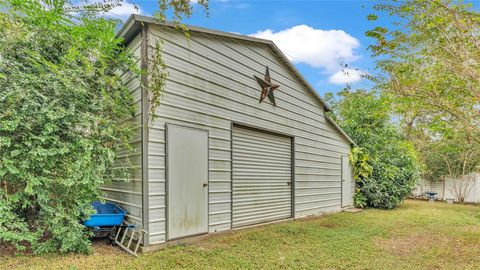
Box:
2 200 480 270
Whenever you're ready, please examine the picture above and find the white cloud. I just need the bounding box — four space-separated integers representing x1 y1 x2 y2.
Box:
328 68 366 84
250 25 360 72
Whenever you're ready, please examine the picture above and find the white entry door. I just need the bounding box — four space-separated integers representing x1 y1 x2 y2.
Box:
341 155 353 207
167 125 208 239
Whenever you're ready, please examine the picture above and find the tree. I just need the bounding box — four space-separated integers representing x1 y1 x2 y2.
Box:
0 0 207 254
421 131 480 202
325 90 420 209
367 0 480 141
366 1 480 203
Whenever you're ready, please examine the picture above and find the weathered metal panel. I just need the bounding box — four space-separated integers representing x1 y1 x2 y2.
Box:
101 33 143 227
155 30 326 113
153 43 342 137
144 25 353 244
167 125 209 239
232 125 292 227
155 89 346 149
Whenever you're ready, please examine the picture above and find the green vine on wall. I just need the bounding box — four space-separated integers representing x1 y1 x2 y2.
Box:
148 0 209 122
148 40 168 122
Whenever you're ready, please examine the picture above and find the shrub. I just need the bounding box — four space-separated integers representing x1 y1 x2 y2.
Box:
349 147 372 208
0 2 135 253
326 90 420 209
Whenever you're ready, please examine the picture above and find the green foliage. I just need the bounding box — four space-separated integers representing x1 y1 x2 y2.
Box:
349 147 372 208
157 0 209 22
149 40 168 122
0 0 208 254
353 190 368 209
367 1 480 193
367 14 378 21
0 1 137 253
327 90 420 209
367 0 480 141
349 147 373 182
422 132 480 182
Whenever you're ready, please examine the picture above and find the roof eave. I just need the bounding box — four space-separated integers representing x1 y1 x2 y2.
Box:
116 14 143 45
119 14 273 45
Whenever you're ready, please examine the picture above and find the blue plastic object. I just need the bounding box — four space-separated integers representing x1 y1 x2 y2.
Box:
83 201 126 227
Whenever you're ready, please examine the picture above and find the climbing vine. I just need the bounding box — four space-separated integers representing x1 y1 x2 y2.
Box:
148 0 209 120
148 40 168 122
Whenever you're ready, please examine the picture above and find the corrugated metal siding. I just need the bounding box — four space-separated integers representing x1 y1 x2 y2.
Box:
145 26 352 245
147 125 167 244
101 33 143 226
232 126 292 227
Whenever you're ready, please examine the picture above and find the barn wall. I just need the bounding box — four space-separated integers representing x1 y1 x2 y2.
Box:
101 33 143 227
145 25 352 245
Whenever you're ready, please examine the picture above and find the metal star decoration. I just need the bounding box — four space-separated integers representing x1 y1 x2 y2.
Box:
254 66 279 106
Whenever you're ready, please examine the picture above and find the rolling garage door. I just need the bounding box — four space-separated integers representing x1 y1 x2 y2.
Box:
232 125 293 227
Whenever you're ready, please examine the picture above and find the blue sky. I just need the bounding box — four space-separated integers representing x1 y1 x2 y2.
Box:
102 0 472 96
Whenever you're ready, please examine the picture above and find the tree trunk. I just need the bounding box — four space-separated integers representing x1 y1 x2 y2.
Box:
1 179 7 195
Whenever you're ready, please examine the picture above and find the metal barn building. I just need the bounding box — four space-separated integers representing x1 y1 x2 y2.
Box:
103 15 355 248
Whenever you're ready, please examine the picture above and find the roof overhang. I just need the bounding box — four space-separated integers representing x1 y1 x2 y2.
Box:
117 14 356 146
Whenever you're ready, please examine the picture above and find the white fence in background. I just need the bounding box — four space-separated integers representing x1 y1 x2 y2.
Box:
411 174 480 203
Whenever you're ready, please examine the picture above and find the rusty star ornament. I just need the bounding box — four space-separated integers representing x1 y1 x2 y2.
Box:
254 66 279 106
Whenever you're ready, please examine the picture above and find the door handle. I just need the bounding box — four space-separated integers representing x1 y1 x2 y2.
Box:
203 183 208 187
287 181 292 186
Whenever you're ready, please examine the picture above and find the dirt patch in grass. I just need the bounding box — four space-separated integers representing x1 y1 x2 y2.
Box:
0 242 30 257
375 231 480 269
374 233 441 257
317 220 341 229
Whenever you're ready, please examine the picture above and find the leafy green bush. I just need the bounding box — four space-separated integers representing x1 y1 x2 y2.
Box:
0 0 211 255
0 0 209 255
349 147 372 208
364 140 419 209
326 90 420 209
0 2 136 253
